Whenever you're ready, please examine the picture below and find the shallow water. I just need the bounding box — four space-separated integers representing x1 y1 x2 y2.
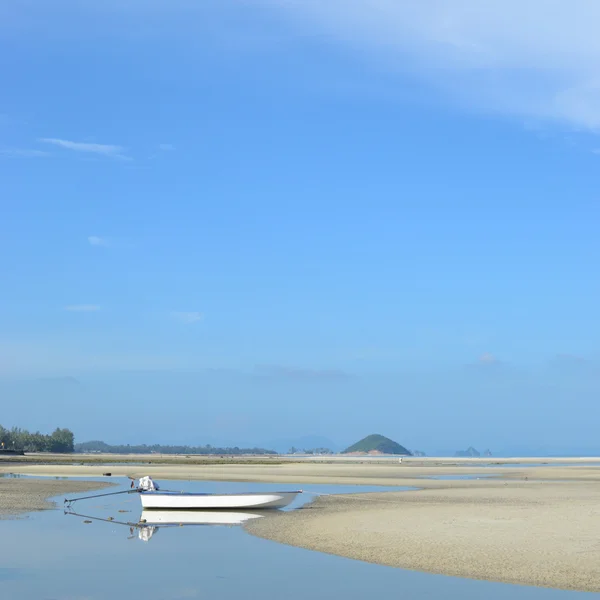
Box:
421 474 497 480
485 462 600 468
0 478 590 599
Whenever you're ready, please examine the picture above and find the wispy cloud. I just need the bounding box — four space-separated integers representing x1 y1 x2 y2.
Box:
266 0 600 131
478 352 498 365
171 311 204 324
87 235 134 249
64 305 101 312
38 138 130 160
158 143 175 151
464 352 509 372
88 235 110 247
0 147 50 158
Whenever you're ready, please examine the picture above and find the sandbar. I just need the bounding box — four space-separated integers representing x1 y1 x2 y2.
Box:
3 458 600 488
0 477 113 518
247 478 600 592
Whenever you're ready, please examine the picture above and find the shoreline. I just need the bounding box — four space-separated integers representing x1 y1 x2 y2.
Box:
4 459 600 488
0 477 114 518
246 478 600 593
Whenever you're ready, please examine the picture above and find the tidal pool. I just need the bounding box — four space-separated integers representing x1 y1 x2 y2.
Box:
0 479 590 599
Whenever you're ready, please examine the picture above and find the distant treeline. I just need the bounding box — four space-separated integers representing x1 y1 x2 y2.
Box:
0 425 74 453
288 447 333 455
75 440 277 455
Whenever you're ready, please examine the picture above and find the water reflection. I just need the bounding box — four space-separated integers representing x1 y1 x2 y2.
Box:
64 506 266 542
141 509 265 526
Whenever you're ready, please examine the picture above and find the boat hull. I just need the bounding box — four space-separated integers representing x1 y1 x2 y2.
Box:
140 490 301 510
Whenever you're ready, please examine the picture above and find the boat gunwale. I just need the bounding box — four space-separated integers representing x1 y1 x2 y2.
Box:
140 490 302 497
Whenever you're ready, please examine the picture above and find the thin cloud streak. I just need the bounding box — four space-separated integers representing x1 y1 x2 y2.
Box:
64 305 101 312
265 0 600 131
87 235 134 249
88 235 110 247
38 138 130 160
0 147 50 158
171 311 204 324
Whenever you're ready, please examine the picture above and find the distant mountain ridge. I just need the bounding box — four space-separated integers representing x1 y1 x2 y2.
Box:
343 434 411 455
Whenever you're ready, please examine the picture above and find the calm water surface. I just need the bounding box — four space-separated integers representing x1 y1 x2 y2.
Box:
0 478 591 599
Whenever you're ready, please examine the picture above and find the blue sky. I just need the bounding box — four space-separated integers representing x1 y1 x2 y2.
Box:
1 1 600 453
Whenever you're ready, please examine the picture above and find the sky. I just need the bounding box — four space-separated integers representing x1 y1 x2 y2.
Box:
1 1 600 454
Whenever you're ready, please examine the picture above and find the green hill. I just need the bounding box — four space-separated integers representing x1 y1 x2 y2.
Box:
342 434 411 455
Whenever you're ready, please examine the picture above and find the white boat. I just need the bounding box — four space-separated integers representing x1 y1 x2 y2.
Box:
140 509 264 525
136 476 301 510
140 490 301 510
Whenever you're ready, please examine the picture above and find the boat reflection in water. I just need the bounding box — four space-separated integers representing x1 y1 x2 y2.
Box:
64 508 266 542
137 510 265 542
141 509 264 526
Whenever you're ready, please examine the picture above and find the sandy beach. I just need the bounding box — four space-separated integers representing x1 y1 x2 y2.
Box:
3 457 600 591
247 478 600 593
0 477 113 518
4 453 600 486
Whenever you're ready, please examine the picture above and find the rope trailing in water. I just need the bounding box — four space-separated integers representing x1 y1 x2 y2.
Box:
64 509 142 529
64 489 140 506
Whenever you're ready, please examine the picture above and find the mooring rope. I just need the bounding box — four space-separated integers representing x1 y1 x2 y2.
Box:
64 486 195 507
64 489 140 506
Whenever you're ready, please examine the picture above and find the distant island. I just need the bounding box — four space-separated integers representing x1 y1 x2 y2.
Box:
75 440 277 455
455 446 481 457
343 434 412 456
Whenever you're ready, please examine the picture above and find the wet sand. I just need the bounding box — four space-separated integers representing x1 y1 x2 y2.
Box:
4 458 600 590
3 459 600 488
0 478 113 518
247 479 600 593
